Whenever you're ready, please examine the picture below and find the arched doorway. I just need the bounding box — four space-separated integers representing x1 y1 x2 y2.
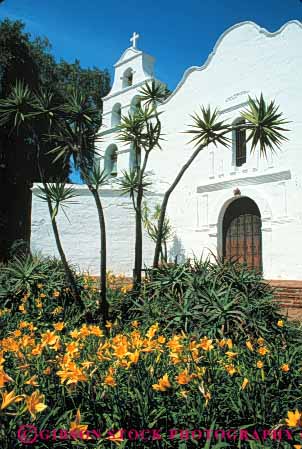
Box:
222 197 262 272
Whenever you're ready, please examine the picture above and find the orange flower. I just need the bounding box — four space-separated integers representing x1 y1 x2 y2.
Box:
131 321 140 328
53 322 65 331
241 378 249 390
106 429 124 445
25 390 47 420
104 368 116 387
286 409 302 427
57 363 87 385
129 351 140 364
258 346 269 356
246 340 254 352
256 360 264 369
277 320 284 328
146 323 159 339
152 374 171 392
41 331 59 347
1 390 24 410
175 369 192 385
280 363 290 372
25 375 39 387
70 409 90 439
157 336 166 344
225 351 238 359
0 368 13 388
225 364 236 376
199 337 214 351
257 337 265 346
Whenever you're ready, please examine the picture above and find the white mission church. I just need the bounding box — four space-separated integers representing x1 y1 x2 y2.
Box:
32 20 302 281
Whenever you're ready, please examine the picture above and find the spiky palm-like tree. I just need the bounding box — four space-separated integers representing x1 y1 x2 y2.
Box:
117 87 164 287
0 82 85 309
47 88 111 326
152 94 289 267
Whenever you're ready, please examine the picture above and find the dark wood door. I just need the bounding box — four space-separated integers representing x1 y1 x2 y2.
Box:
223 198 262 272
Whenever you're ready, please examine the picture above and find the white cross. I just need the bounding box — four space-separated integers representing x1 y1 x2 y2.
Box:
130 32 140 49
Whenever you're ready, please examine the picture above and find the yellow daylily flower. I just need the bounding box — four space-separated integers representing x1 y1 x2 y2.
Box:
285 409 302 427
277 320 284 327
70 409 90 439
53 322 65 331
258 346 269 356
146 323 159 339
1 390 24 410
246 340 254 352
203 391 211 406
175 369 192 385
25 375 39 387
25 390 47 420
241 378 249 390
0 368 13 388
225 364 236 376
281 364 290 372
106 429 124 446
152 374 171 392
199 337 214 351
225 351 238 359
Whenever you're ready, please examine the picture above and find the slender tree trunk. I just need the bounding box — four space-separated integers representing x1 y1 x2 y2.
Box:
43 182 84 310
134 187 143 287
133 150 149 289
153 145 204 268
33 130 83 310
153 129 232 268
163 240 168 262
89 185 109 326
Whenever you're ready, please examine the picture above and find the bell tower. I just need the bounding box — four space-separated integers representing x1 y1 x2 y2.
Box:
100 33 162 177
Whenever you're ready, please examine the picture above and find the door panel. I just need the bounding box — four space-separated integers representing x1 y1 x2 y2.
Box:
223 198 262 272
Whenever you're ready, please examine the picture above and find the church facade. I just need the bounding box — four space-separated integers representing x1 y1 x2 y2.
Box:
31 20 302 280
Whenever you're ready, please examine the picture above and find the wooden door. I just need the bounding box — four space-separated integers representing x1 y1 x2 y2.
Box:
223 198 262 272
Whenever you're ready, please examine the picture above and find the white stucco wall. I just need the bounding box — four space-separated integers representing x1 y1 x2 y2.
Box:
31 186 163 275
31 21 302 279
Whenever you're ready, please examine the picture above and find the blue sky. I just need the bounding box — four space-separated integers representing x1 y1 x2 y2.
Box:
0 0 301 182
1 0 301 90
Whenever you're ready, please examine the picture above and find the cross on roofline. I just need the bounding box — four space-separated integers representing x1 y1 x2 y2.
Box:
130 32 140 49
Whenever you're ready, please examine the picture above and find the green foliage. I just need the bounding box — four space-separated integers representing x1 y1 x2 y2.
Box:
118 103 163 152
120 257 295 342
142 202 174 262
139 79 170 107
241 94 290 158
186 106 231 148
82 162 109 189
0 256 302 448
34 183 79 220
116 169 152 202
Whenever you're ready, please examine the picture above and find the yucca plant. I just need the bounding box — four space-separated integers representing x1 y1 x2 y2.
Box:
117 81 167 288
0 81 85 310
153 94 290 267
46 88 112 326
142 202 174 263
